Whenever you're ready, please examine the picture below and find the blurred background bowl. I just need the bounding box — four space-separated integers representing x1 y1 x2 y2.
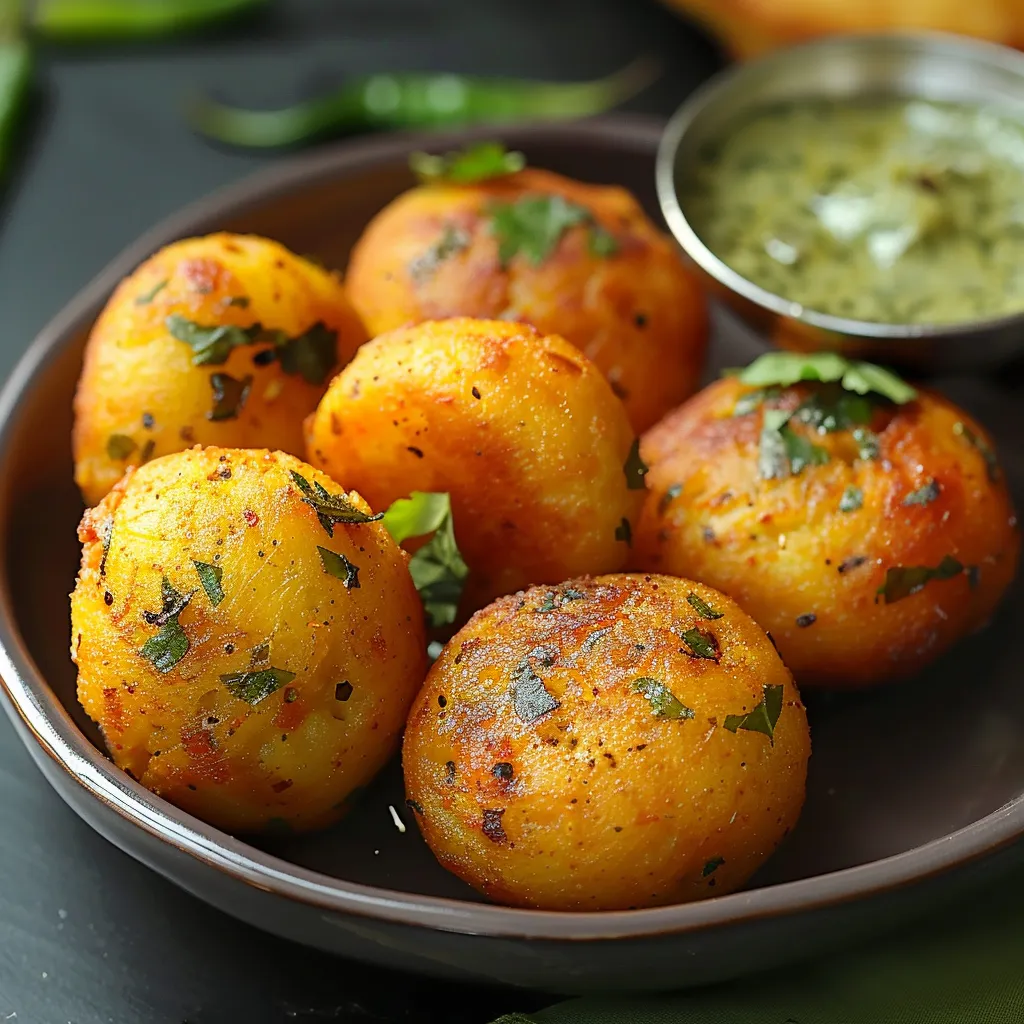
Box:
657 32 1024 372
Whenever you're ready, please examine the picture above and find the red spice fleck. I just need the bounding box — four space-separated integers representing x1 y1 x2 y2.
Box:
243 509 259 527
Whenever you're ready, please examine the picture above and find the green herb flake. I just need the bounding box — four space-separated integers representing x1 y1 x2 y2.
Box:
221 666 296 706
758 409 828 480
139 577 193 674
208 372 253 421
903 479 941 507
409 223 471 282
487 194 615 268
290 471 383 536
166 314 262 366
317 546 360 589
852 427 881 461
954 421 1001 483
536 587 585 613
839 485 863 513
140 438 156 464
135 279 168 306
410 141 526 184
615 517 632 545
680 626 721 661
275 322 337 386
623 438 648 490
737 353 917 404
226 295 250 308
723 684 785 745
876 555 965 604
106 434 137 461
382 492 467 627
703 856 725 877
632 677 695 720
794 391 873 433
192 560 224 606
99 517 113 576
733 386 779 417
511 655 560 724
687 592 724 620
659 483 683 514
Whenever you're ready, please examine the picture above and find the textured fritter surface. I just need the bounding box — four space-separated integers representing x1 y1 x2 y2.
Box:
404 573 809 911
71 447 426 833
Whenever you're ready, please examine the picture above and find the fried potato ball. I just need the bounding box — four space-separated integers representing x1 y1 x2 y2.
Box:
403 573 809 911
306 318 644 612
344 167 708 433
634 378 1020 689
73 233 367 507
71 447 426 834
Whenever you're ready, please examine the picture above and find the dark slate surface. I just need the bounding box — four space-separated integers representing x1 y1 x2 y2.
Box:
0 2 722 1021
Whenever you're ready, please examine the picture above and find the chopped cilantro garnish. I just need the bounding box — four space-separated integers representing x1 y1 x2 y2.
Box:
208 372 252 421
318 546 360 588
410 141 525 184
192 560 224 606
139 577 193 673
290 471 383 536
839 485 863 513
632 677 694 720
687 592 724 620
903 479 940 506
487 194 617 268
736 352 916 404
623 438 648 490
680 626 721 661
723 684 784 745
876 555 966 604
106 434 136 460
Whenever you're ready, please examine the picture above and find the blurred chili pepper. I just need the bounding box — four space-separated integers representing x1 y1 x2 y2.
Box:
0 39 31 182
30 0 269 41
188 57 661 149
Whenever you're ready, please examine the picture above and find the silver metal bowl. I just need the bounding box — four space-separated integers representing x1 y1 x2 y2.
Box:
657 32 1024 372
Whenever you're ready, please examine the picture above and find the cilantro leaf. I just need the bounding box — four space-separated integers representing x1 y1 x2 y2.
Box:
723 684 784 745
623 438 648 490
208 372 252 421
839 485 863 513
853 427 880 461
793 391 873 433
615 517 632 545
409 224 471 282
876 555 966 604
703 856 725 877
317 546 360 588
632 677 694 720
139 577 193 673
106 434 136 460
487 194 617 268
192 560 224 607
410 142 525 184
221 667 296 706
381 491 452 544
687 592 724 619
511 655 560 724
680 626 721 661
275 322 337 386
758 409 828 480
737 352 916 404
166 314 262 366
903 479 940 506
290 471 383 536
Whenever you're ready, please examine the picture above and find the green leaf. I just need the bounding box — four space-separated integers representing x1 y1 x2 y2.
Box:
623 438 648 490
758 409 828 480
876 555 966 604
192 560 224 607
0 42 31 185
839 485 863 513
535 586 586 613
687 592 724 620
408 223 471 282
410 141 525 184
221 666 296 706
290 471 383 536
139 577 193 674
632 677 694 720
737 353 916 404
853 427 880 461
702 856 725 877
275 321 337 386
680 626 720 661
954 421 1001 483
381 491 451 544
784 426 830 475
659 483 683 515
511 655 560 723
793 391 873 433
208 372 252 421
317 546 360 588
486 194 616 268
903 479 940 506
732 386 779 417
614 517 632 545
106 434 136 460
166 314 262 366
723 684 785 745
587 224 620 257
135 279 168 306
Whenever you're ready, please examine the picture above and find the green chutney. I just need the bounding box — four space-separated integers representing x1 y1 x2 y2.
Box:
684 98 1024 324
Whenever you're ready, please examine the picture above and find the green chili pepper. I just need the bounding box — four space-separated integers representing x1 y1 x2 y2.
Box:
188 57 660 150
0 39 31 183
30 0 269 41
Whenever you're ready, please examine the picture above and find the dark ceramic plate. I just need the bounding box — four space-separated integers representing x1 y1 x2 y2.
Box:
1 116 1023 995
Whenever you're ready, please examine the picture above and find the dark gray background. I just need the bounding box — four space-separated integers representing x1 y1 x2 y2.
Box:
0 2 722 1022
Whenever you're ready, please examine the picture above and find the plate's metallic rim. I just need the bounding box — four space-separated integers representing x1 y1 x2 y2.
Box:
0 115 1021 942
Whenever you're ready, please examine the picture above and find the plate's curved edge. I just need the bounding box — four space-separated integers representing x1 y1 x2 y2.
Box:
0 114 1021 945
